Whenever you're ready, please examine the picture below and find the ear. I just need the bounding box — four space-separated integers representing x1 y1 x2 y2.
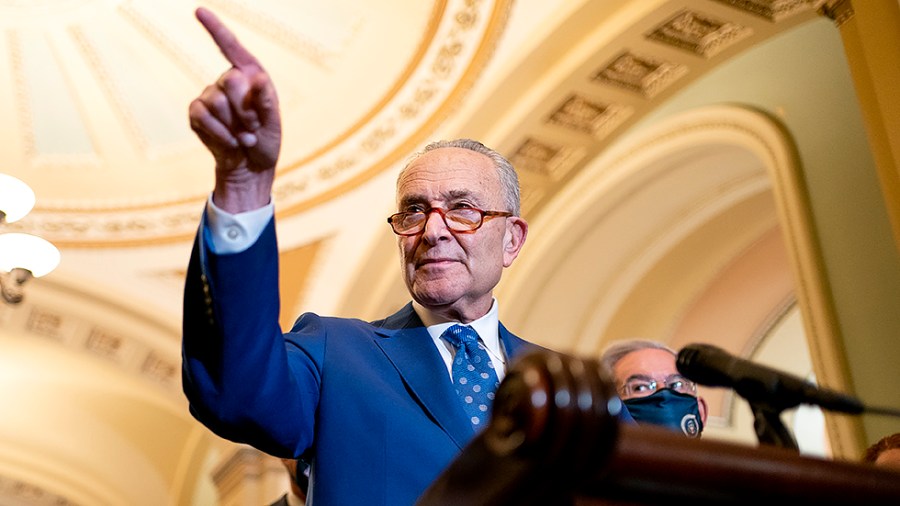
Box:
698 395 709 426
502 216 528 267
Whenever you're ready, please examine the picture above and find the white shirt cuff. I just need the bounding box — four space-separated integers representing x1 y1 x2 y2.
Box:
204 194 274 254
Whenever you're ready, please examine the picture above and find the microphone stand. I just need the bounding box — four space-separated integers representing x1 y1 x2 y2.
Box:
750 402 799 452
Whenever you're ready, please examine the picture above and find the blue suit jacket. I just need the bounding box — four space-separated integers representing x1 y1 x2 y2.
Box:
182 217 543 505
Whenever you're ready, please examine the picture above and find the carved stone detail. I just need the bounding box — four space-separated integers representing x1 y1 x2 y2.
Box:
816 0 854 27
0 475 78 506
26 307 65 341
548 95 632 140
85 327 124 360
593 52 688 98
712 0 813 21
647 10 753 58
141 351 178 386
1 302 180 396
510 138 579 181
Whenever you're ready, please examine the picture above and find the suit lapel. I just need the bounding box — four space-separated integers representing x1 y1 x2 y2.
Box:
372 305 475 449
499 322 539 360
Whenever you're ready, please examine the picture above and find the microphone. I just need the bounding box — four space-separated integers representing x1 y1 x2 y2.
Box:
676 343 864 414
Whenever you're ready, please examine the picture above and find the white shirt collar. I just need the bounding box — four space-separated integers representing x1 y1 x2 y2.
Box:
411 299 507 379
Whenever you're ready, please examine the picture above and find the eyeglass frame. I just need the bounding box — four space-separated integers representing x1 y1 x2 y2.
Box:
617 373 698 400
387 207 513 236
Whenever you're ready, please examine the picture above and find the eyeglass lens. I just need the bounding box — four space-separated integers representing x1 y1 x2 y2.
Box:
621 374 696 398
390 209 483 234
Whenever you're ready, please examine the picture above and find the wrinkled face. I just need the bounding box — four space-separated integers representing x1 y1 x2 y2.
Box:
614 348 708 424
613 349 682 392
396 147 526 321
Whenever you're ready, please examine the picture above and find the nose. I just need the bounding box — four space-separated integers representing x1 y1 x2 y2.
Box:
421 208 451 242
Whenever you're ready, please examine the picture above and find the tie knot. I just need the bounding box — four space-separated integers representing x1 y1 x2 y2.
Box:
442 324 479 349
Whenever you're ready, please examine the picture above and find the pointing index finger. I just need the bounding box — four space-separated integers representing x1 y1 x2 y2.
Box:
195 7 261 69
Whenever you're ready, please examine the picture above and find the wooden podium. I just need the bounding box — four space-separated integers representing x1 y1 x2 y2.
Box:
416 351 900 505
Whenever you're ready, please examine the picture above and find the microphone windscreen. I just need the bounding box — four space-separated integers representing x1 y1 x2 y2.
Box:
676 343 733 388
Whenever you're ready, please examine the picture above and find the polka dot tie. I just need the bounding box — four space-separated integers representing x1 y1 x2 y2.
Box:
442 324 500 430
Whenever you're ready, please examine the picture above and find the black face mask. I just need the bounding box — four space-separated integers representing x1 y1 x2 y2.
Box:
623 389 703 438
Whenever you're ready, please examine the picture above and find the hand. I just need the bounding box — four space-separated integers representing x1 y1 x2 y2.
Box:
189 7 282 213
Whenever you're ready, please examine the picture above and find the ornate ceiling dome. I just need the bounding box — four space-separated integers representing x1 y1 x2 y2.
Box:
1 0 509 245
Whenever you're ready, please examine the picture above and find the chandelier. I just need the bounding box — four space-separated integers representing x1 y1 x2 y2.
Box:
0 173 60 304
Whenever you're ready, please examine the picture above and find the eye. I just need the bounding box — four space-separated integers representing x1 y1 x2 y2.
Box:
631 382 652 393
404 204 426 213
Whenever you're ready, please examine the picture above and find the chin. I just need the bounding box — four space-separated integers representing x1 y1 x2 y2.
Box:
412 284 462 308
413 294 454 308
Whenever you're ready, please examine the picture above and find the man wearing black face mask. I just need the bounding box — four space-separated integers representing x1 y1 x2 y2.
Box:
601 339 708 438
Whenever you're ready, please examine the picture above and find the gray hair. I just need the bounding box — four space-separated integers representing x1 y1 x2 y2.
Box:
600 339 677 376
398 138 521 216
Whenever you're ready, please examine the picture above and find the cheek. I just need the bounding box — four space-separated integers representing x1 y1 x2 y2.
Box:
465 236 504 277
398 237 415 258
398 238 421 277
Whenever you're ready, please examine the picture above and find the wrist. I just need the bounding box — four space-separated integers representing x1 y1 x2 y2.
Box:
212 172 273 213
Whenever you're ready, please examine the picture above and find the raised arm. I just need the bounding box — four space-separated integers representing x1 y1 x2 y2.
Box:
189 7 282 214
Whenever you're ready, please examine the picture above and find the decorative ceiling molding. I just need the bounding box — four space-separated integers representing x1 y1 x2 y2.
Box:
713 0 815 22
593 51 689 98
4 0 514 246
0 280 181 398
1 0 820 246
646 9 753 58
482 1 818 219
0 475 79 506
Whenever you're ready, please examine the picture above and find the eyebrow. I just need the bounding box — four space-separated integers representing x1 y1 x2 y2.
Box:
623 373 654 383
623 373 685 383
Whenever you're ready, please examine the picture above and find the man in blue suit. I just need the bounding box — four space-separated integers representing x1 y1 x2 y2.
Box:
182 8 544 505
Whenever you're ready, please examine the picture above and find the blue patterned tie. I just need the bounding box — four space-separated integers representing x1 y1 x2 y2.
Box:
442 324 500 429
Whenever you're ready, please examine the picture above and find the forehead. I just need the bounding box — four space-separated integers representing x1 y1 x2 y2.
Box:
614 348 679 380
397 147 500 203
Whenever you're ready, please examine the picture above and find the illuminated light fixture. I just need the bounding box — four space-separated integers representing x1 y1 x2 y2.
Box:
0 173 60 304
0 173 36 223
